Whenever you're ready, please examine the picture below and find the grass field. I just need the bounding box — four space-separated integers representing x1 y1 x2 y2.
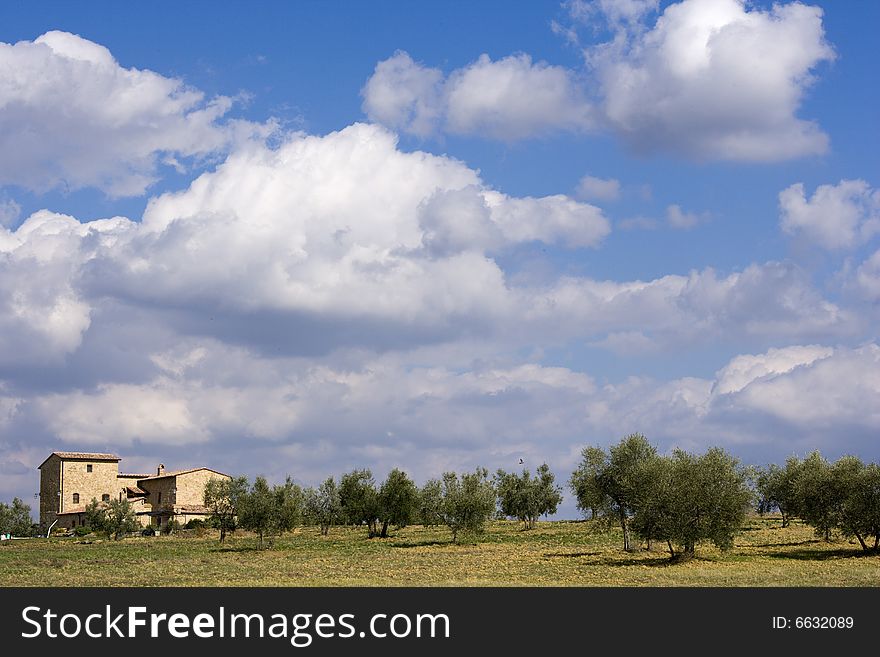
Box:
1 516 877 586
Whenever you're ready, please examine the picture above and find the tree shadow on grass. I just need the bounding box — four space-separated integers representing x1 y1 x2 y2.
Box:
594 555 679 567
748 539 822 549
391 540 451 549
765 547 876 561
209 545 264 553
542 551 600 558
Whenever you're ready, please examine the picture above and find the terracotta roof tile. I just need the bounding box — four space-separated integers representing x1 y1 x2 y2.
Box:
138 467 230 481
38 452 120 469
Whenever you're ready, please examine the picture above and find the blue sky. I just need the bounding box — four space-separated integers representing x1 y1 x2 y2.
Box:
0 0 877 518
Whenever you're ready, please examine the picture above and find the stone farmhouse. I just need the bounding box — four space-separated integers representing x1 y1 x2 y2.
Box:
38 452 230 530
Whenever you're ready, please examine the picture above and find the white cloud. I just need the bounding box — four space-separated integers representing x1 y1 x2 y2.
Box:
0 123 851 375
358 51 444 138
362 51 595 140
13 341 876 495
666 204 707 229
575 174 621 202
779 179 880 250
94 123 608 331
713 344 833 395
364 1 833 161
854 249 880 301
0 210 132 365
589 0 834 161
569 0 660 27
721 343 880 431
525 260 853 346
0 31 269 196
38 382 210 446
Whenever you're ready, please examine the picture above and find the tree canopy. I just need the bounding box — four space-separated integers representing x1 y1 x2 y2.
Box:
495 463 563 529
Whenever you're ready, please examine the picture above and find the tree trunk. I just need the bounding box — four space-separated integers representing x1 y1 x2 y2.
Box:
854 531 868 552
619 512 630 551
220 527 226 543
781 510 788 528
259 530 264 550
381 521 388 538
646 538 652 551
667 540 675 558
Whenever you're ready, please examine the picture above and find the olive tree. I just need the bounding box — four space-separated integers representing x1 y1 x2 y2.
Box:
598 434 657 551
339 469 381 537
631 447 752 561
417 479 444 527
754 457 801 527
377 468 419 537
569 446 610 522
837 460 880 552
305 477 341 536
433 467 496 543
238 476 303 549
84 497 139 540
794 452 839 541
204 475 249 542
495 464 563 529
0 497 34 537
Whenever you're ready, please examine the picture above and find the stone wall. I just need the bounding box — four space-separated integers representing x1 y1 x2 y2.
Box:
39 454 61 526
61 459 119 511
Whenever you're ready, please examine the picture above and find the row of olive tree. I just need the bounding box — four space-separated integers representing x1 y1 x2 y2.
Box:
201 464 562 547
203 475 301 548
754 452 880 552
569 434 753 560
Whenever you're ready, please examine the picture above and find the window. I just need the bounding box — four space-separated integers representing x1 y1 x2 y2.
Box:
102 494 110 502
86 464 93 473
158 492 162 504
72 493 79 504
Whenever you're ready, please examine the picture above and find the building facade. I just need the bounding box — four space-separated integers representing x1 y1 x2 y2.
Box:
38 452 230 530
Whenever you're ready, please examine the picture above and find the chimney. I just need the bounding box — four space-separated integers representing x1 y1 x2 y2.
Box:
157 463 165 476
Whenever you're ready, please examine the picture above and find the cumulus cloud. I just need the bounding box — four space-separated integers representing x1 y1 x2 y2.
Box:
364 1 833 161
713 344 833 395
362 51 595 139
779 179 880 250
718 343 880 433
92 124 609 332
575 174 621 202
525 260 853 346
588 0 835 160
0 31 269 196
0 210 132 366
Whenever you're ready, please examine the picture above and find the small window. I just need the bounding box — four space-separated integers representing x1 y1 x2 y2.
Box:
87 464 93 473
158 492 162 504
72 493 80 504
102 494 110 502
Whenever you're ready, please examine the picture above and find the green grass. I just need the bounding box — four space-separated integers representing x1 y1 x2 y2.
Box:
1 516 877 586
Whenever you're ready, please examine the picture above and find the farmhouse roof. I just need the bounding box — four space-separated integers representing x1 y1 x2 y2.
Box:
38 452 121 469
137 467 229 482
